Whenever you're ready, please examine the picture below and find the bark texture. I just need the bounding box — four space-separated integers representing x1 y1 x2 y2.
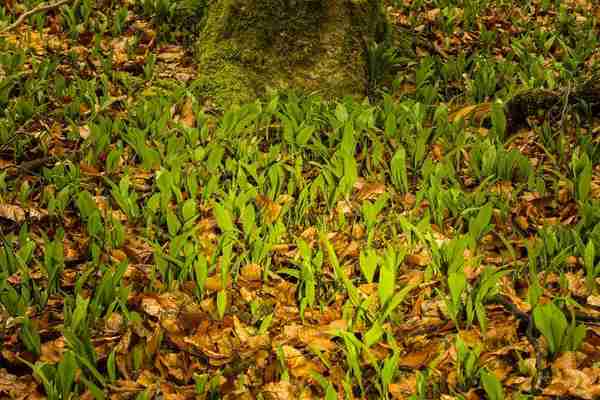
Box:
196 0 386 106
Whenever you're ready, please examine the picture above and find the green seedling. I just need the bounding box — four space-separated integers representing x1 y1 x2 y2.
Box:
108 176 140 220
480 369 504 400
361 194 389 245
359 249 380 284
571 151 592 203
585 241 600 292
42 234 65 296
468 202 493 248
446 268 467 329
533 301 586 359
408 370 429 400
311 372 338 400
455 336 482 391
23 350 79 400
20 316 41 357
297 239 316 315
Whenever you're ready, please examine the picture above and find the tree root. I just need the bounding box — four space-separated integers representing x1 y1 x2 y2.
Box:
0 0 73 34
491 295 544 393
505 77 600 133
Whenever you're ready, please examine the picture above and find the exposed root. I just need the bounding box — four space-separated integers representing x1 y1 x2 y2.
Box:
0 0 73 34
505 77 600 133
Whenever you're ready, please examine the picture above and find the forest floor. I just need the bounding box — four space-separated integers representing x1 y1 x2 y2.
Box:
1 0 600 399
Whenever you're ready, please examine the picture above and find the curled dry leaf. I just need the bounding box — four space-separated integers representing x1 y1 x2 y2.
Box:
298 328 336 352
105 312 124 333
159 353 186 381
157 45 185 62
205 275 231 292
0 204 47 223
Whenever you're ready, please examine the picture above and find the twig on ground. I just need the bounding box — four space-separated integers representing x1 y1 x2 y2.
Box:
0 0 73 34
0 156 56 174
491 295 543 392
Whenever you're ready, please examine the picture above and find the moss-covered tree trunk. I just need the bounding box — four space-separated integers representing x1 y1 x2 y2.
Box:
196 0 386 106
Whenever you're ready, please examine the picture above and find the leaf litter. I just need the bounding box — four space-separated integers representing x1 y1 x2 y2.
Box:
0 0 600 399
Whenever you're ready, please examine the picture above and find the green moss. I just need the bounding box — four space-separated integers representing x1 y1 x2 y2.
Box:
196 0 389 106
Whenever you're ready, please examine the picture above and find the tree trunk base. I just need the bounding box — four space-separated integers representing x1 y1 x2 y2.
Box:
195 0 385 106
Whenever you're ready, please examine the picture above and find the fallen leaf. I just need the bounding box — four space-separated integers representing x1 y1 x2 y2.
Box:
262 381 295 400
357 182 386 201
241 263 262 281
179 96 195 128
141 296 162 317
256 195 282 224
0 204 47 222
79 125 91 139
398 350 432 369
406 252 430 267
40 338 65 363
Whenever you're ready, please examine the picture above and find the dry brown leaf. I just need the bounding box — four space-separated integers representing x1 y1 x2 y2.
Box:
390 374 417 399
179 96 195 128
159 353 186 381
262 381 296 400
105 312 124 333
40 338 65 363
398 350 432 369
79 125 91 139
205 275 230 292
406 252 430 267
241 263 262 281
281 345 306 369
256 195 282 224
298 328 336 352
357 182 386 201
0 204 47 222
157 45 185 62
233 316 251 343
588 294 600 307
141 296 162 317
450 104 478 123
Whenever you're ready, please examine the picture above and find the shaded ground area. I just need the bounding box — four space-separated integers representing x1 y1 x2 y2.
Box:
1 0 600 399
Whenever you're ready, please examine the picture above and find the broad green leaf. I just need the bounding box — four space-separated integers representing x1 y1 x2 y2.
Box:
448 271 466 310
214 203 234 233
364 320 384 347
217 290 227 320
335 103 349 123
533 302 567 355
378 254 396 307
481 369 504 400
381 284 415 321
166 209 181 236
469 202 493 242
359 249 379 283
181 199 197 222
390 146 408 194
